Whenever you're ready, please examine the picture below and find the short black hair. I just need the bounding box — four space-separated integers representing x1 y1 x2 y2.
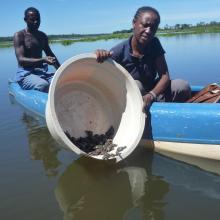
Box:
133 6 160 24
24 7 40 18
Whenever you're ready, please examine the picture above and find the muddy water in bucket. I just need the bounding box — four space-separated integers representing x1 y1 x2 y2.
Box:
46 53 145 162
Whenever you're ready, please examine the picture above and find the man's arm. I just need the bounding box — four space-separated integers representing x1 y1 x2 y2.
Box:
151 54 170 96
14 31 47 68
143 55 170 107
43 35 61 69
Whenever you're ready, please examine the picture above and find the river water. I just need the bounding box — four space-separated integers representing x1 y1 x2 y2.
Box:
0 34 220 220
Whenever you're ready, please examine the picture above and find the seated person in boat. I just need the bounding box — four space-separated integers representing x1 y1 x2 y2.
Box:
96 6 191 108
13 7 60 92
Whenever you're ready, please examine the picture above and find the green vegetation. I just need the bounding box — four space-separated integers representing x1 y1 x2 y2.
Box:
157 21 220 36
52 33 132 46
1 21 220 48
0 36 13 47
0 41 13 48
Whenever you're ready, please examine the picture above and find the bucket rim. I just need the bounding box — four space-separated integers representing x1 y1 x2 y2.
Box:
46 53 146 162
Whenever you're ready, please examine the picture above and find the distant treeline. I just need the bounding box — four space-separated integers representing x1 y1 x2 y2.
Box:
1 21 220 47
113 21 220 34
0 33 106 42
162 21 220 30
0 36 13 41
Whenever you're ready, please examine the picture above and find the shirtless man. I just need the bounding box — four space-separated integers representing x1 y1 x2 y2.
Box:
14 7 60 92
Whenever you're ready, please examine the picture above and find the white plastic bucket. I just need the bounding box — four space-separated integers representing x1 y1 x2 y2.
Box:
46 53 145 162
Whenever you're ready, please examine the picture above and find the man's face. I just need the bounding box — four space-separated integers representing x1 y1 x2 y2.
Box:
25 11 41 31
133 11 159 45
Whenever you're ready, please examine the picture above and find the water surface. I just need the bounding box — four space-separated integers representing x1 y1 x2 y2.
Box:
1 34 220 220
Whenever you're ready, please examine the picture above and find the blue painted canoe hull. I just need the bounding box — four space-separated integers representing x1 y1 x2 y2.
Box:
145 101 220 145
9 82 47 118
8 82 220 145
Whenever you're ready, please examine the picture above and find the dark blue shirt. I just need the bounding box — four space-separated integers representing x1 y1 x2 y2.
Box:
110 36 165 91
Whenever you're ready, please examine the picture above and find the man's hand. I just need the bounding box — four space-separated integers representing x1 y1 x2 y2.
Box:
142 93 154 111
95 49 113 63
43 56 56 65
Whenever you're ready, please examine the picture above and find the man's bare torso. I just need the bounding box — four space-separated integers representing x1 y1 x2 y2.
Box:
18 29 47 59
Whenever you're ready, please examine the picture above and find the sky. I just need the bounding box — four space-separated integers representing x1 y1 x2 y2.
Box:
1 0 220 37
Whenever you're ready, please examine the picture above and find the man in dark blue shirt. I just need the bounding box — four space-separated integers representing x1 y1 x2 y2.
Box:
96 6 191 108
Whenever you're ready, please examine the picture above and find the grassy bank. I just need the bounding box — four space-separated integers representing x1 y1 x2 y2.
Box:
51 33 132 46
1 24 220 48
52 26 220 46
0 41 13 48
158 24 220 36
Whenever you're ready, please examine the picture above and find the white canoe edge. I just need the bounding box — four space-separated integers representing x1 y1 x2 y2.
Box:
140 139 220 160
140 139 220 175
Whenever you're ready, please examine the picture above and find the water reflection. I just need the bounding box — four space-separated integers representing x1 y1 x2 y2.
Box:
22 113 61 177
55 147 169 220
155 154 220 199
20 110 170 219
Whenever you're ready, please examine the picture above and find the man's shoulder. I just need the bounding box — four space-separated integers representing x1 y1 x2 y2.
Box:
13 29 25 42
111 38 129 52
37 30 48 38
151 36 161 44
110 38 130 62
14 29 25 37
148 37 165 56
